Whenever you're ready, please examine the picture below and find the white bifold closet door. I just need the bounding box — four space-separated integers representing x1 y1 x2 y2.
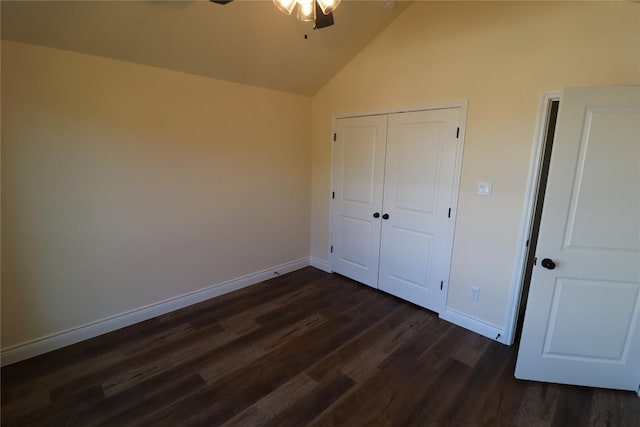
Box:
330 115 387 288
331 108 461 312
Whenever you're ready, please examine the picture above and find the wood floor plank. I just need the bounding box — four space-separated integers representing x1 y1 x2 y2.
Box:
101 329 238 398
338 309 434 383
118 323 195 357
220 373 318 427
515 382 561 427
205 296 393 424
156 267 323 328
590 386 640 427
0 316 155 388
251 275 368 328
147 293 399 426
476 350 530 427
82 285 359 424
377 328 486 426
96 374 205 427
60 354 208 427
199 314 328 384
2 267 639 427
263 371 355 427
435 340 514 426
1 350 123 407
217 281 323 335
0 389 50 423
306 303 433 382
50 323 226 400
451 328 493 367
6 385 104 427
307 320 466 426
394 357 471 426
551 385 595 427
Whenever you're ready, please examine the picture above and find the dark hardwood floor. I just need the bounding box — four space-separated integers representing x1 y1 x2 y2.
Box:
2 267 639 426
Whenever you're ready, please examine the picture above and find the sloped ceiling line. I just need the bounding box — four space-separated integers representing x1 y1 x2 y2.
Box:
1 0 411 96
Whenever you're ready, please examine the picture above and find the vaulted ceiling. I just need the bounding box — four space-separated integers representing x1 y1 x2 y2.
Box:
1 0 411 96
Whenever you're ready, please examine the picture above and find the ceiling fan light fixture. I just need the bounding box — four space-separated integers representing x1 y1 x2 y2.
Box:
273 0 296 15
273 0 337 27
316 0 340 15
296 0 316 22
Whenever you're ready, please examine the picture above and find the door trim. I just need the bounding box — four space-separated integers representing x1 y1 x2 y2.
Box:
328 101 468 314
504 90 561 345
332 100 469 121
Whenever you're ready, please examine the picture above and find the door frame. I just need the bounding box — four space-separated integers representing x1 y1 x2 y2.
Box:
328 100 468 313
503 90 561 345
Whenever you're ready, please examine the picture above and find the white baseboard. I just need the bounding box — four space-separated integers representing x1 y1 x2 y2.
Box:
440 308 509 345
309 256 331 273
2 259 511 365
0 257 310 367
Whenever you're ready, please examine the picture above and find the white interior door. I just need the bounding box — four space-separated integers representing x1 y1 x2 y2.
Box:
378 108 461 312
515 86 640 391
331 115 388 288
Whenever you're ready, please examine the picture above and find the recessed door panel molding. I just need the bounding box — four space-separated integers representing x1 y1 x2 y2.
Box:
386 226 434 288
563 107 640 252
342 126 379 205
543 278 639 362
393 122 442 214
338 217 373 268
331 106 462 314
516 85 640 392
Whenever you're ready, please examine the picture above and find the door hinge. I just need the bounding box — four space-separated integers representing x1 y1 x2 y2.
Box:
332 191 335 199
448 208 451 218
440 281 444 290
333 133 337 142
330 245 334 253
456 127 460 138
534 257 537 266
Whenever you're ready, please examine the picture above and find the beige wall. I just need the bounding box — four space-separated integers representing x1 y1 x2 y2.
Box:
310 2 639 330
1 41 311 348
2 1 638 352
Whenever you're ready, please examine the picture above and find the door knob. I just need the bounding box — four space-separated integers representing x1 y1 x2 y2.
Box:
382 213 390 220
541 258 556 270
373 212 380 218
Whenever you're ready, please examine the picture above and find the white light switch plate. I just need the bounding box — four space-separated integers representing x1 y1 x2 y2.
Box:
477 181 492 196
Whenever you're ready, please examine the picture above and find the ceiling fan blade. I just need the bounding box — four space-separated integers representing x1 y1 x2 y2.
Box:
209 0 233 5
314 3 334 29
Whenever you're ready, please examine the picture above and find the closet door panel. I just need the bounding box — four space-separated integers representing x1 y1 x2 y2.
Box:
378 108 460 312
330 115 388 288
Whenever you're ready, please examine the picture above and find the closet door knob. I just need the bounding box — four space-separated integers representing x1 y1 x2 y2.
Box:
541 258 556 270
373 212 380 218
382 213 390 220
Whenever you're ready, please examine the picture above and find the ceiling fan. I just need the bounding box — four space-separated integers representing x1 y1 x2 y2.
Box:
209 0 336 29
